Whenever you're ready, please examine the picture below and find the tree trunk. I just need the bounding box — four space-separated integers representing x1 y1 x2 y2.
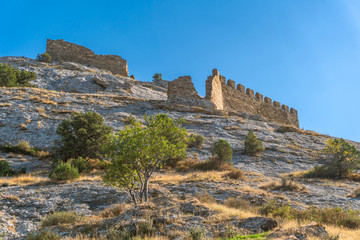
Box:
129 190 137 205
143 178 149 202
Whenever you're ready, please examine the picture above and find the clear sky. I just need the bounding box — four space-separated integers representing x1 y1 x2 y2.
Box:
1 0 359 142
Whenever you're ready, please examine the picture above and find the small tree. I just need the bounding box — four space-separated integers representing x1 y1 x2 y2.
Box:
324 138 360 178
0 63 36 87
56 111 112 160
152 73 162 83
211 139 233 164
129 74 135 79
244 130 264 156
36 52 52 63
104 114 187 204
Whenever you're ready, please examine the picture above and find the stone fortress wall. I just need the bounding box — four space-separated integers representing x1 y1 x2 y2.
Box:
46 39 128 76
169 69 299 128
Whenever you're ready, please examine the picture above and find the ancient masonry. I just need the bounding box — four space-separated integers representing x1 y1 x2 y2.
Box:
168 69 299 128
46 39 128 76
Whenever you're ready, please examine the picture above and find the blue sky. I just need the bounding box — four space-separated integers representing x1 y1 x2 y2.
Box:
1 0 359 142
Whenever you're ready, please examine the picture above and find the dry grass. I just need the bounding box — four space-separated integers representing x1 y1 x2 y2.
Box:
223 126 240 130
260 179 307 192
1 194 20 202
223 169 246 180
196 192 216 204
152 171 225 184
0 174 50 186
347 187 360 198
98 203 128 218
204 202 256 223
0 103 12 107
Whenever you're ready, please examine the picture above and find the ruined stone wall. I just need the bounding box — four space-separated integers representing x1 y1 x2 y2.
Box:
206 69 299 127
46 39 128 76
168 76 200 99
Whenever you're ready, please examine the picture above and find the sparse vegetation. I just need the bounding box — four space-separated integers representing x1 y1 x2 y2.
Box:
260 178 306 192
152 73 163 83
0 160 14 176
0 63 36 87
99 204 126 218
130 74 135 79
49 162 80 181
189 227 207 240
211 139 233 164
26 230 60 240
244 130 264 156
56 111 112 160
305 138 360 179
41 211 82 227
0 140 50 158
69 157 92 173
122 114 137 125
223 169 246 180
187 134 205 149
104 114 188 204
36 52 52 63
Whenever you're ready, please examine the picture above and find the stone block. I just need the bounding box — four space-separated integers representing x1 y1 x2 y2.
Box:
227 79 236 88
273 101 281 108
246 88 254 97
237 84 245 93
255 92 263 101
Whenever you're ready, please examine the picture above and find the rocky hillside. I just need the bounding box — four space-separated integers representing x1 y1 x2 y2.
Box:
0 57 360 239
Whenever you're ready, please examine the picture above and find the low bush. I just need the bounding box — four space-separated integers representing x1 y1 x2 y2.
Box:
260 178 306 192
223 169 245 180
26 231 60 240
225 197 252 210
192 156 233 171
189 227 207 240
122 115 137 125
188 134 205 149
57 111 112 160
49 162 80 181
196 192 216 204
36 52 52 63
244 130 264 156
0 160 14 177
69 157 92 173
211 139 233 164
0 63 36 87
259 199 360 229
306 139 360 179
41 211 82 227
99 204 126 218
0 140 44 157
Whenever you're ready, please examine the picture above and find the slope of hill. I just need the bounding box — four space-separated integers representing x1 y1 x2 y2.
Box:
0 57 359 239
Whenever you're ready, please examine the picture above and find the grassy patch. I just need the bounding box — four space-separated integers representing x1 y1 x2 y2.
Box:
41 211 82 227
227 232 268 239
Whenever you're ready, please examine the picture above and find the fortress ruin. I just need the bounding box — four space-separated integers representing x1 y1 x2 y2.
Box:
46 39 128 76
168 69 299 128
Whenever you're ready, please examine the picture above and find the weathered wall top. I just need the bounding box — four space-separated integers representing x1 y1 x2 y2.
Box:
167 69 299 128
168 76 200 99
46 39 128 76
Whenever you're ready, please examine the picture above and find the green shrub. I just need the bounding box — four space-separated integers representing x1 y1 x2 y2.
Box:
211 139 233 163
26 231 60 240
306 138 359 179
41 211 82 227
122 115 137 126
0 160 14 176
36 52 52 63
189 227 207 240
130 74 135 79
56 111 112 160
0 63 36 87
49 162 80 181
152 73 162 83
69 157 92 173
188 134 205 149
244 130 264 156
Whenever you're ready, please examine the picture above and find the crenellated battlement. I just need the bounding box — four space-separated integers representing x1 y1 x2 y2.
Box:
205 68 299 127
